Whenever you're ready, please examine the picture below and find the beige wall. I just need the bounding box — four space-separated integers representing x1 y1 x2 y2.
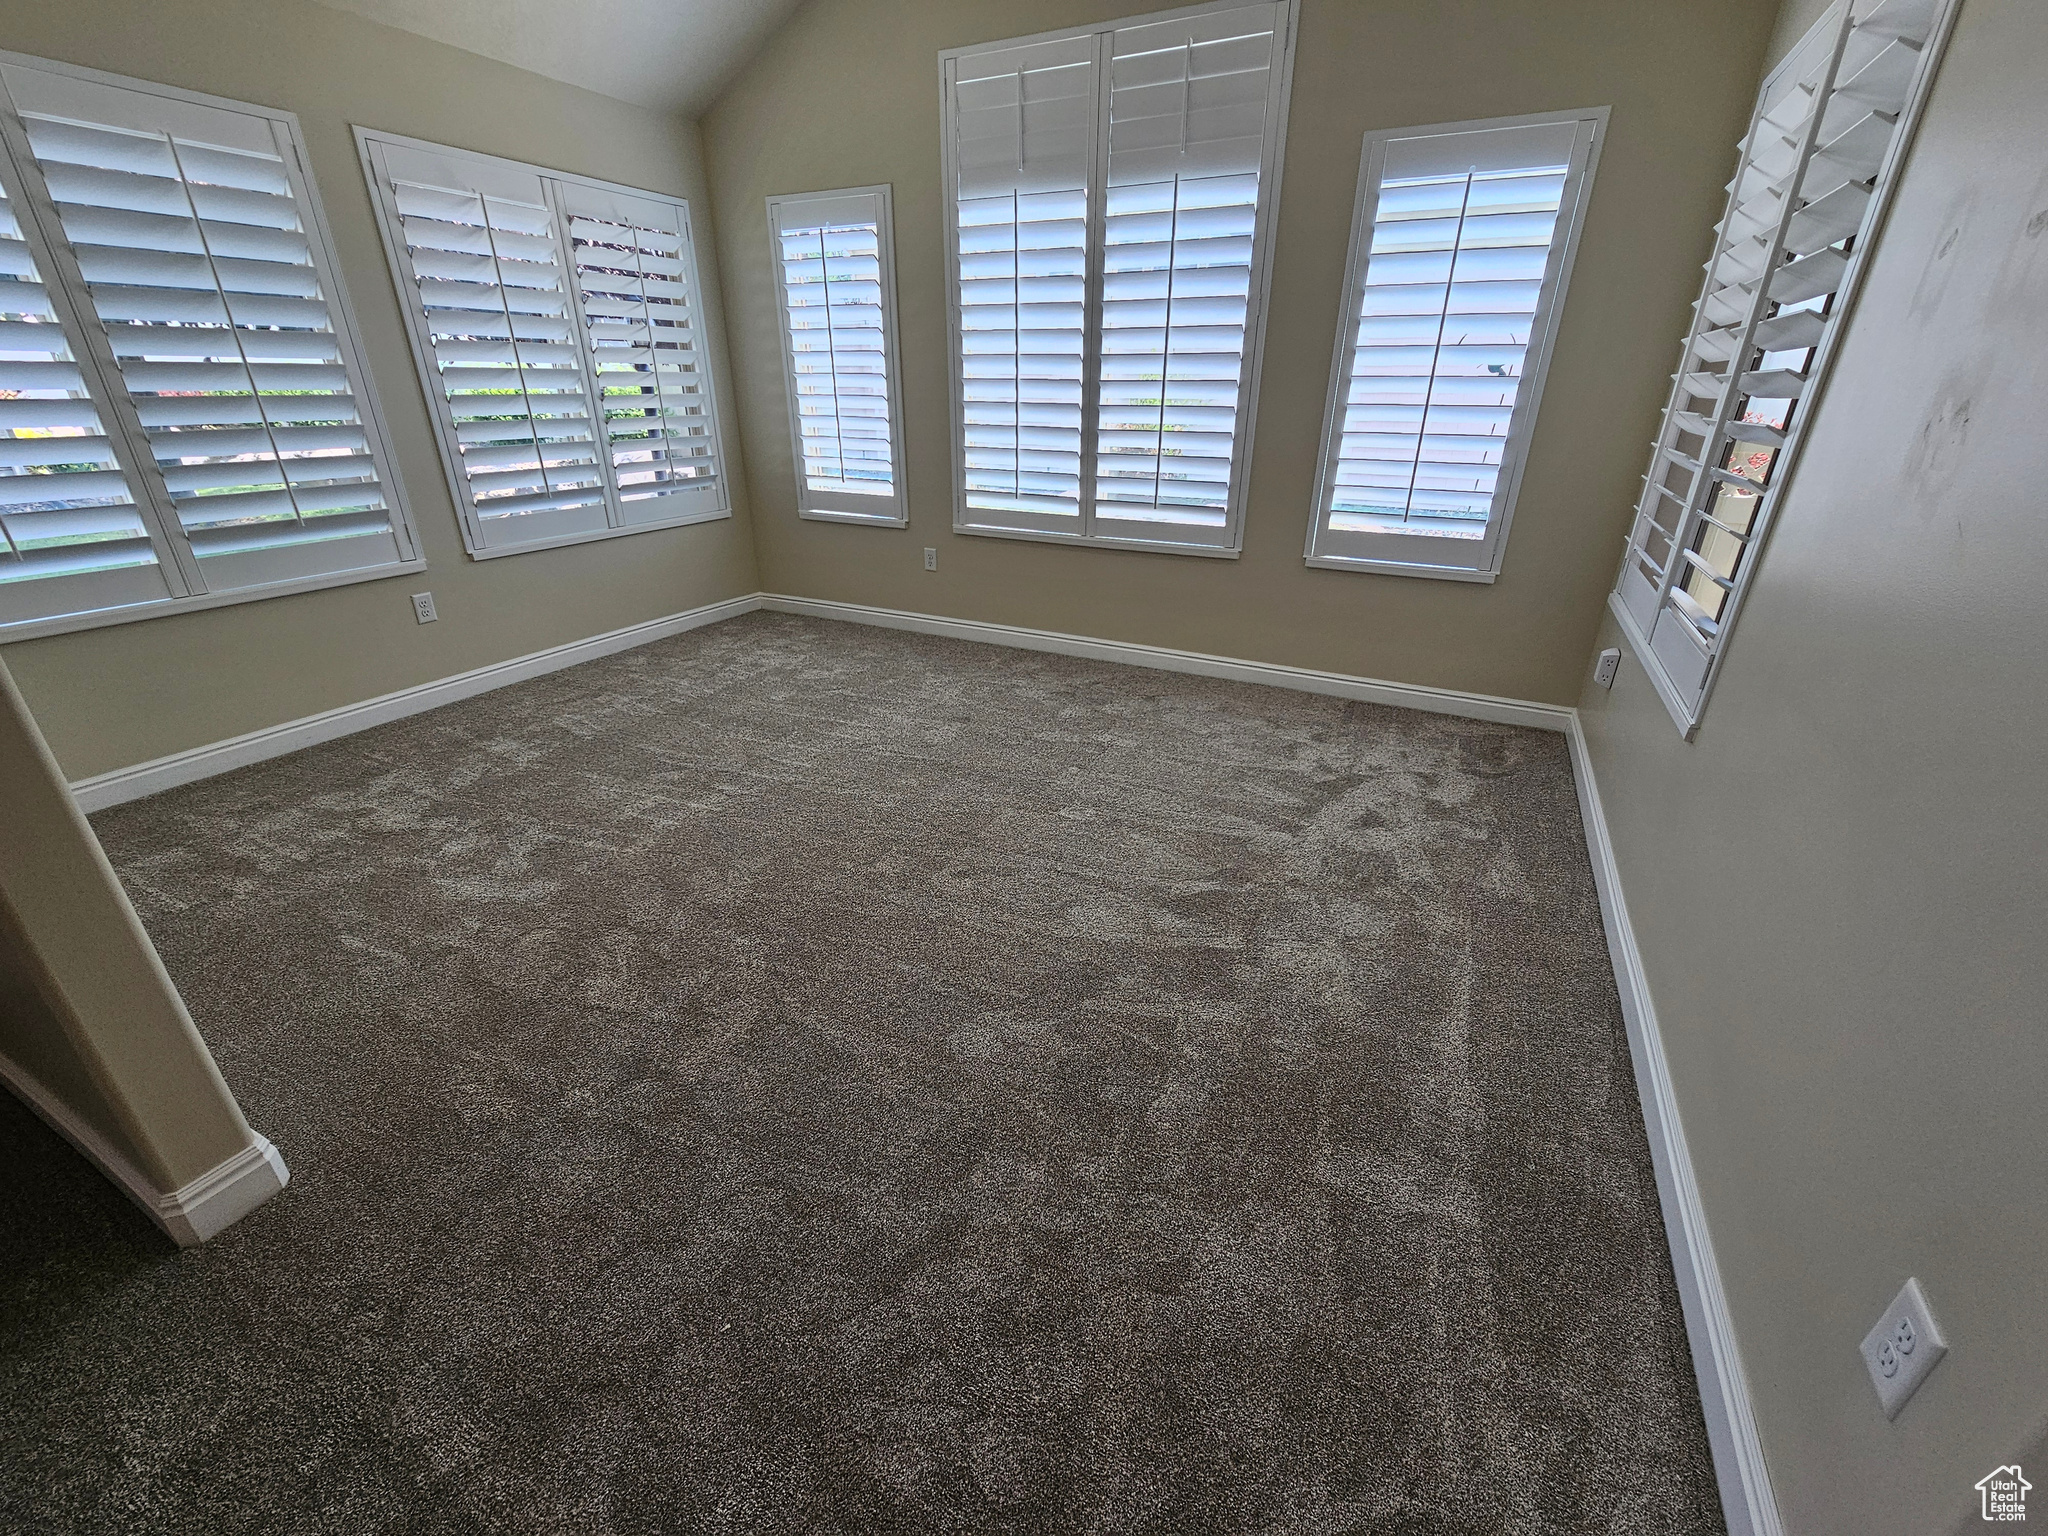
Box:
702 0 1779 705
1577 0 2048 1529
1765 0 1841 70
0 655 254 1192
0 900 134 1160
0 0 760 782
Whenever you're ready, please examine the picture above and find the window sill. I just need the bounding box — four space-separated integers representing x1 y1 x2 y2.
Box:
0 556 429 645
1304 553 1498 583
464 505 732 561
798 507 908 528
954 520 1241 559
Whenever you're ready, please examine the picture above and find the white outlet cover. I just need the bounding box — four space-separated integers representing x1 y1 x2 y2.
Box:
1859 1276 1948 1420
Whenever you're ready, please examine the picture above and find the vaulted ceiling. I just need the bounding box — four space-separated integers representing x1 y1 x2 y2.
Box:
310 0 803 116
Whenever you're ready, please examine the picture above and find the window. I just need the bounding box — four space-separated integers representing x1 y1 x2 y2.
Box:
0 53 416 641
766 186 906 525
1305 110 1605 583
1612 0 1957 734
939 0 1296 556
356 130 727 559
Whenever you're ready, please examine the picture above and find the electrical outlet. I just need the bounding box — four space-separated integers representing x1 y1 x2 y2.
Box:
923 547 937 572
1859 1277 1948 1420
1593 647 1621 689
410 591 438 624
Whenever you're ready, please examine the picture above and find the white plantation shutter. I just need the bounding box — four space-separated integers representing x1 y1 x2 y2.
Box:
1612 0 1956 733
0 54 416 639
767 186 906 524
949 33 1097 534
1095 4 1280 544
0 176 171 621
370 142 608 550
1307 112 1604 579
358 131 728 557
941 1 1295 552
559 183 721 523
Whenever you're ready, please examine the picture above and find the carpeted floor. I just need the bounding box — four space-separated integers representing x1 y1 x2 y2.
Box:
0 612 1722 1535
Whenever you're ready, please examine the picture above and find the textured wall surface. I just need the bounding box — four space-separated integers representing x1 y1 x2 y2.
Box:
701 0 1779 705
0 0 761 781
0 657 253 1193
1578 0 2048 1529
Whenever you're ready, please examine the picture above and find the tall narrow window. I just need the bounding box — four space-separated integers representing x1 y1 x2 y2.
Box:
767 186 906 525
561 183 722 525
0 52 417 641
369 143 607 548
950 33 1095 538
1306 111 1605 582
1612 0 1957 734
357 130 727 559
939 0 1296 555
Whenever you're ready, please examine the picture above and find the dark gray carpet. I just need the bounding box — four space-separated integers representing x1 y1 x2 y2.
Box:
1 612 1722 1534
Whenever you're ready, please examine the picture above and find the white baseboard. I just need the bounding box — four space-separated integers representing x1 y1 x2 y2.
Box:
0 1050 289 1246
70 590 1566 810
157 1134 292 1244
759 594 1575 733
1566 715 1782 1536
69 592 765 811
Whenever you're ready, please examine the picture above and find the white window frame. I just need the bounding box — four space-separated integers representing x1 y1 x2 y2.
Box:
765 184 908 527
1304 107 1606 584
1611 0 1960 736
936 0 1299 560
354 127 730 562
0 51 419 644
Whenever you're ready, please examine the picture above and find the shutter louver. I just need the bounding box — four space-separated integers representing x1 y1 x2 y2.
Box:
372 142 608 549
0 179 169 617
768 186 906 523
1306 114 1601 578
1336 158 1563 537
940 1 1294 552
1308 113 1603 578
951 35 1096 531
1612 0 1955 732
1095 5 1279 538
560 185 721 523
10 75 403 592
360 134 728 556
781 218 887 494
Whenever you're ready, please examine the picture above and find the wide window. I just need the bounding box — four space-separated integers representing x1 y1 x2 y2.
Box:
357 130 727 559
0 53 417 641
1306 110 1605 583
938 0 1296 556
766 186 906 525
1612 0 1956 734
